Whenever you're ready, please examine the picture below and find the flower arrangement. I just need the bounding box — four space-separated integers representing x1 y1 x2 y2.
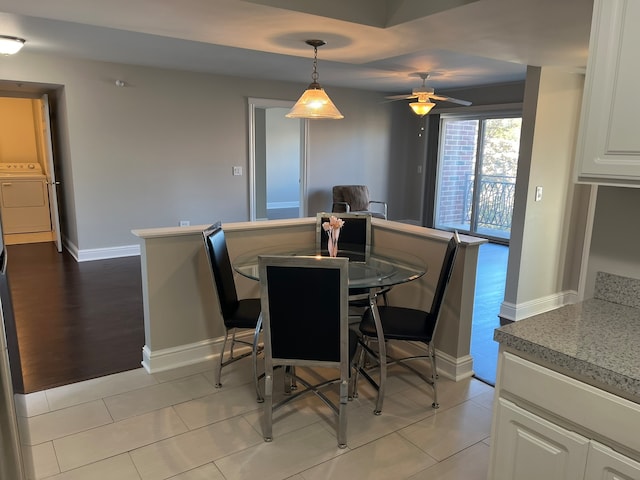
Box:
322 215 345 257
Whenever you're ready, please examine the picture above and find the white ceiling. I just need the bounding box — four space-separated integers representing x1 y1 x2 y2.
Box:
0 0 594 94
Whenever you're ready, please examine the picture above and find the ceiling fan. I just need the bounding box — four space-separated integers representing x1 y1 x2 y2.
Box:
386 72 472 116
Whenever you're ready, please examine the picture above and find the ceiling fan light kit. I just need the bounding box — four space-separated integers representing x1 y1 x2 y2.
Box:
409 101 435 117
387 72 472 116
0 35 26 55
286 39 344 120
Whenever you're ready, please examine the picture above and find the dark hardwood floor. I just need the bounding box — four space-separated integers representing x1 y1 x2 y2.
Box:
470 242 508 385
6 242 145 393
5 240 505 393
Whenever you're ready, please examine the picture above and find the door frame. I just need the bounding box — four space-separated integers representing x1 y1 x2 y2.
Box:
40 94 62 252
247 98 308 221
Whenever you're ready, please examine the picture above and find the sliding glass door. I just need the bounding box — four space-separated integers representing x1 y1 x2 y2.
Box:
435 114 521 241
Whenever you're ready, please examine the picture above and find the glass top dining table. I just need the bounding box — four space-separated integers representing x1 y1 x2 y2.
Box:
232 244 427 290
233 243 428 415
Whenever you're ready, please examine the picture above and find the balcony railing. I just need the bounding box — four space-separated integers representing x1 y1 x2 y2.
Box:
464 175 515 232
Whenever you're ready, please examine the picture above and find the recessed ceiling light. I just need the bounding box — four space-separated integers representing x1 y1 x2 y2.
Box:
0 36 26 55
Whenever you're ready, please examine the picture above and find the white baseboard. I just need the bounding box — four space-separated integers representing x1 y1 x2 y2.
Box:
63 238 141 262
142 340 219 374
141 331 254 373
436 350 475 381
500 290 578 321
384 341 474 382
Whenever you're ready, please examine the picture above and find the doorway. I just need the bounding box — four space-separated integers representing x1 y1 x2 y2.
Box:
0 89 63 251
434 114 521 242
248 98 308 221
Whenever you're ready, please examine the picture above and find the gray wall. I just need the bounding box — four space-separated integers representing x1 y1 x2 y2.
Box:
504 66 586 317
1 52 393 253
4 51 621 320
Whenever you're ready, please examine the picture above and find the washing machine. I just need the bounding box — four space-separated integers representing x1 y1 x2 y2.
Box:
0 163 51 235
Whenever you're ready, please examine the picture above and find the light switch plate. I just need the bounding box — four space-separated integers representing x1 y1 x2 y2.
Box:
535 186 543 202
233 166 243 176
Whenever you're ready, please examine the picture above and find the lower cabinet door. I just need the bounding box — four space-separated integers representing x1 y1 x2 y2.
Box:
584 441 640 480
490 398 590 480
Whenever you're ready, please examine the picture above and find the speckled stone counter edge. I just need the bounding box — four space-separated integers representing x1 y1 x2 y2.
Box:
494 326 640 399
495 272 640 400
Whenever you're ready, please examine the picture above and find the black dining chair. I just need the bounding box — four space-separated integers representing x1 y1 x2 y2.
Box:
202 222 263 401
316 212 388 312
353 231 460 414
316 212 371 262
258 255 358 448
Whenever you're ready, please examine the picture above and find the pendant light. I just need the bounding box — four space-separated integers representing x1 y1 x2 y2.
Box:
0 36 26 55
286 40 344 120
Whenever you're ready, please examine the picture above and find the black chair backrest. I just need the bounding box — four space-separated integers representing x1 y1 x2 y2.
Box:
316 212 371 262
202 222 239 320
430 232 460 317
259 256 349 364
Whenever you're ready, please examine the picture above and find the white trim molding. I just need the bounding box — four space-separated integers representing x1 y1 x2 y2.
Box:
500 290 579 321
393 342 474 382
436 350 475 381
141 331 254 374
63 237 141 262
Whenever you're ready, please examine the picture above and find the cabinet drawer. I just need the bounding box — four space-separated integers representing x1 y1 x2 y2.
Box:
500 351 640 453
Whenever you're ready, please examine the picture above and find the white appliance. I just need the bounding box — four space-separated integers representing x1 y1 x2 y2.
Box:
0 211 26 479
0 163 51 235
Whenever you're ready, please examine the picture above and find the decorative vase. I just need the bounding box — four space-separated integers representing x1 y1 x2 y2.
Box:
327 228 340 257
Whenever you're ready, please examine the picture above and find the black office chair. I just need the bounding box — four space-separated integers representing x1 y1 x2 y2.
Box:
353 231 460 414
332 185 388 219
202 222 263 401
258 255 357 449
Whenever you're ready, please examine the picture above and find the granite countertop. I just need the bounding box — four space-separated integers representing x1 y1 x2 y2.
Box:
494 298 640 401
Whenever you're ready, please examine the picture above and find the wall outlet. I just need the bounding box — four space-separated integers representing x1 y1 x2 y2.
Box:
179 220 190 226
233 166 243 176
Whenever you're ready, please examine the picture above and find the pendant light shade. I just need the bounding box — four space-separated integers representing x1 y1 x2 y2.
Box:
409 101 435 117
286 40 344 120
0 36 25 55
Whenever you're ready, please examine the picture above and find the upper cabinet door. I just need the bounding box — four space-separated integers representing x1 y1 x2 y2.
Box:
575 0 640 186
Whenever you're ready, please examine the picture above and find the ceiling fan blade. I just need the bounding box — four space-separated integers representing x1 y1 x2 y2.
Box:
430 94 472 106
384 94 416 100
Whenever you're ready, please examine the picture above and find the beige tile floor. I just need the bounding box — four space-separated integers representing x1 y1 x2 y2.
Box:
15 357 494 480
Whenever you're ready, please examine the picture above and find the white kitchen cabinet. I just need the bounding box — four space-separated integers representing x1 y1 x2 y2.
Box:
574 0 640 185
585 442 640 480
489 351 640 479
491 398 590 480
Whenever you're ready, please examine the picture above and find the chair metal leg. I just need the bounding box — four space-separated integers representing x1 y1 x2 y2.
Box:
429 343 439 409
263 370 273 442
253 314 264 403
215 329 230 388
350 343 365 399
338 378 348 449
229 329 237 358
369 294 387 415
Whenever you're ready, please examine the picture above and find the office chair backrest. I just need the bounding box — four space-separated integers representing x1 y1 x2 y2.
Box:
202 222 239 320
316 212 371 262
332 185 370 212
430 232 460 318
259 256 349 365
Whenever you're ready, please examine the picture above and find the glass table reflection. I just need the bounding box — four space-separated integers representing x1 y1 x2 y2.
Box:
233 245 426 290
